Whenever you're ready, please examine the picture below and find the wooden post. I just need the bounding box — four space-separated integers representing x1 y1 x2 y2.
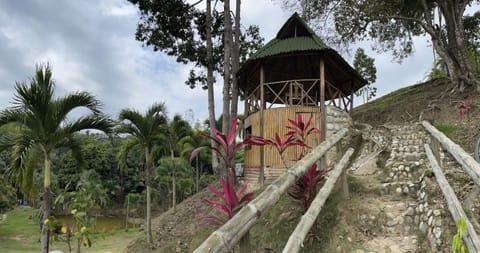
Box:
424 144 480 252
259 66 265 184
320 59 326 142
336 142 349 199
238 230 250 253
349 84 354 113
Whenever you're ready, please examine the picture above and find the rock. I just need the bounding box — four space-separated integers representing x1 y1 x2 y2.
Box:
403 186 409 194
387 219 398 227
419 221 428 233
433 227 442 239
435 219 442 226
433 209 441 216
414 215 420 225
406 207 415 216
427 209 433 217
396 187 402 194
428 216 434 226
405 216 414 224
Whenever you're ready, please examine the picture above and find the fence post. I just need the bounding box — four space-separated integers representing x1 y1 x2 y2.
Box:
238 230 250 253
336 142 349 199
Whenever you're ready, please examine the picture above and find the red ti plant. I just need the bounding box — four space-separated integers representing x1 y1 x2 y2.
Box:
286 114 320 158
190 117 261 226
200 170 254 227
458 98 472 120
190 117 265 174
287 164 331 213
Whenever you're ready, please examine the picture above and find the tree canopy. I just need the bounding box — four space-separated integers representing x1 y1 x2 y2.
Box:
284 0 480 91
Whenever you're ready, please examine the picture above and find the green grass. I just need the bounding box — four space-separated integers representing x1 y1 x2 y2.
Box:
435 124 456 137
0 206 142 253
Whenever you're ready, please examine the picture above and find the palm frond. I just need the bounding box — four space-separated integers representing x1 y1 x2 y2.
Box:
62 114 114 136
54 91 102 120
0 108 25 126
117 138 141 173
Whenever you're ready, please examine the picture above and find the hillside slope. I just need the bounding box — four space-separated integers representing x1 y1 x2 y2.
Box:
352 78 480 152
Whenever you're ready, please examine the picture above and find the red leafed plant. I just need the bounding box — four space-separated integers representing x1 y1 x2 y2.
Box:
200 169 254 227
287 164 331 213
286 114 319 145
190 117 266 172
458 99 472 120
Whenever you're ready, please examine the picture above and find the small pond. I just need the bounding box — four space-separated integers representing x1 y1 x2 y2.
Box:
55 215 139 233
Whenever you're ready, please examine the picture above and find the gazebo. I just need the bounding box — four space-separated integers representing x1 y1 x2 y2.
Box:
238 13 367 182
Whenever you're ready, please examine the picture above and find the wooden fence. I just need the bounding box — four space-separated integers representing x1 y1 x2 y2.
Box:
193 128 349 252
422 121 480 252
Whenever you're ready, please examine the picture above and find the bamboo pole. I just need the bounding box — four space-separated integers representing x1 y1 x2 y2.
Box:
193 128 349 253
422 121 480 186
282 148 354 253
424 144 480 252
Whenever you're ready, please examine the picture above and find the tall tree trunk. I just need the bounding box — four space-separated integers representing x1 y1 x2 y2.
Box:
221 0 233 178
145 147 152 248
230 0 241 121
171 149 176 213
41 157 52 253
423 0 480 90
206 0 219 174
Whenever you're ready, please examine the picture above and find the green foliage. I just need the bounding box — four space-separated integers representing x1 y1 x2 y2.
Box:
128 0 264 89
435 124 456 137
452 217 468 253
0 175 16 213
354 48 377 102
55 169 109 212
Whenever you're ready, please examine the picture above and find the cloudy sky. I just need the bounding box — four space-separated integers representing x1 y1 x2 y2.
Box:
0 0 438 126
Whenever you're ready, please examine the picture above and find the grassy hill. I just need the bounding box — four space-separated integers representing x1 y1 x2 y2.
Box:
352 77 480 151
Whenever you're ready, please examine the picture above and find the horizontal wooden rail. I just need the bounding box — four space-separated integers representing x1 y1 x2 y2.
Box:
422 121 480 186
193 128 349 253
282 148 354 253
424 144 480 252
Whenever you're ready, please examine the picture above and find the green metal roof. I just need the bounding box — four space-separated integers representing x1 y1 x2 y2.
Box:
248 13 330 60
249 36 329 60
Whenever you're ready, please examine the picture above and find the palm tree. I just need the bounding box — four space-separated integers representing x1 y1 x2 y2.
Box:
0 64 113 253
179 130 210 193
117 103 167 248
157 115 192 212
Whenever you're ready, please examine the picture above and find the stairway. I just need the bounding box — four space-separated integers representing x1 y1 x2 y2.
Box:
345 123 448 253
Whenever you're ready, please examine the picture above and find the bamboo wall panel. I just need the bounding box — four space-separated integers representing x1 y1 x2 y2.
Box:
244 106 322 179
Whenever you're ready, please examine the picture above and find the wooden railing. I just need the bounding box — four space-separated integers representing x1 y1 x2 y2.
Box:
283 148 354 252
193 128 349 252
422 121 480 252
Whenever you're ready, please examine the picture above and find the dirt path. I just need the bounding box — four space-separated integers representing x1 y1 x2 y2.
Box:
327 124 450 253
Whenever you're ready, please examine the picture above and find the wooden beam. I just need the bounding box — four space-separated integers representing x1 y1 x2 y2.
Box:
260 66 265 184
282 148 354 253
350 85 354 113
193 129 348 253
320 59 326 142
422 121 480 186
424 144 480 252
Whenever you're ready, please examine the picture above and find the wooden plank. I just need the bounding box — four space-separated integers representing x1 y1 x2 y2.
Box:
422 121 480 186
193 128 349 253
282 148 354 253
424 144 480 252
